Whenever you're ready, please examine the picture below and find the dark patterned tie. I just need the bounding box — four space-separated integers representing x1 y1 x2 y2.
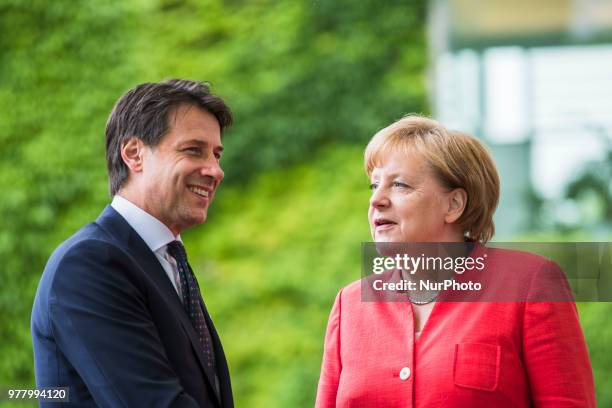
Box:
166 241 216 374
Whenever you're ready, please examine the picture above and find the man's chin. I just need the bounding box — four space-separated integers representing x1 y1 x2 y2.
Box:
196 211 208 224
182 211 209 230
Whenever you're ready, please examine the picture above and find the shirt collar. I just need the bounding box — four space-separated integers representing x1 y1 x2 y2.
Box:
111 195 181 253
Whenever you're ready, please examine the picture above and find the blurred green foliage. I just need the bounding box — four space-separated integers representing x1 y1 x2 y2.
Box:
1 0 610 407
0 0 425 405
0 0 137 392
130 0 427 181
187 145 371 406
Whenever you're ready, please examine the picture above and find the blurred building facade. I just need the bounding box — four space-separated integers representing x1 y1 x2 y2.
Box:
428 0 612 237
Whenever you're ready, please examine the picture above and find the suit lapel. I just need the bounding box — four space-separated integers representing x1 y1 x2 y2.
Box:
200 298 233 407
95 206 222 405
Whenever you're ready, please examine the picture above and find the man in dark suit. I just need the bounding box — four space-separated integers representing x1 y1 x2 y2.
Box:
31 79 234 407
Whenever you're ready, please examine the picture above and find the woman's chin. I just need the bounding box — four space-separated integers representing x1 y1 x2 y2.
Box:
374 233 401 243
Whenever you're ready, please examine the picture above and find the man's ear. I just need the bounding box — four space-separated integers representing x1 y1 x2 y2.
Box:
120 137 145 173
444 188 467 224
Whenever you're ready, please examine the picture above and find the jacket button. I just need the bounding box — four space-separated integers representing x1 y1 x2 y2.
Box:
399 367 411 380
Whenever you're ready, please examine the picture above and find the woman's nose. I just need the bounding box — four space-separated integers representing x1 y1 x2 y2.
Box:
370 187 390 208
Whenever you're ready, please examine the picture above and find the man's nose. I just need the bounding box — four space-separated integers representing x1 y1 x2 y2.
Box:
201 158 224 183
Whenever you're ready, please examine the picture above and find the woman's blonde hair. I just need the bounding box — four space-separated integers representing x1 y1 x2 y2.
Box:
364 115 500 243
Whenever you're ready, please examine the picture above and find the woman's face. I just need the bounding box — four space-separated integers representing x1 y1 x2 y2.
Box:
368 150 460 243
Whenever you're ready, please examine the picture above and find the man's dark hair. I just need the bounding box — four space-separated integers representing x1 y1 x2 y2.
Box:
105 79 233 196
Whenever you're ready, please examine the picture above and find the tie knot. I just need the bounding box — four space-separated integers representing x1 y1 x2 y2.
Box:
167 240 188 263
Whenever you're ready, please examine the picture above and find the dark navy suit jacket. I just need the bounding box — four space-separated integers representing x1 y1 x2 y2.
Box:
31 206 233 407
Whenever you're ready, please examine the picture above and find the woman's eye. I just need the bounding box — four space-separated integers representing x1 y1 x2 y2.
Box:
369 183 378 191
393 181 409 188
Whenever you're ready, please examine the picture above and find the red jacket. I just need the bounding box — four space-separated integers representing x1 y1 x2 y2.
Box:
316 247 595 407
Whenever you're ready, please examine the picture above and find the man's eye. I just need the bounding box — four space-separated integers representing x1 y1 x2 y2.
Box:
184 147 201 154
369 183 378 191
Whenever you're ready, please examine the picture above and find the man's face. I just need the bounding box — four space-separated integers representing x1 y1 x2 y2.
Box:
140 104 224 235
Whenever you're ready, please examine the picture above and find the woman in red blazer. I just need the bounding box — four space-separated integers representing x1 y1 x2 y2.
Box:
315 115 595 407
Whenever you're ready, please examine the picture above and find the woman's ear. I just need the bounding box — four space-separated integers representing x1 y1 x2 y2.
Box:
120 137 145 173
445 188 467 224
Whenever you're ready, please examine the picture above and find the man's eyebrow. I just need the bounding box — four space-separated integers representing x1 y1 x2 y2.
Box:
179 139 224 151
180 139 206 146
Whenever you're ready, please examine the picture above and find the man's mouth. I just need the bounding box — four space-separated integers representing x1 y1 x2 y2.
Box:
188 185 210 198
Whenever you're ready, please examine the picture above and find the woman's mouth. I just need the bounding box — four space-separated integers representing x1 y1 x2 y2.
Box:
374 218 397 232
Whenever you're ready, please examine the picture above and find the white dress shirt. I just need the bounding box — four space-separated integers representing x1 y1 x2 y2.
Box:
111 195 183 297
